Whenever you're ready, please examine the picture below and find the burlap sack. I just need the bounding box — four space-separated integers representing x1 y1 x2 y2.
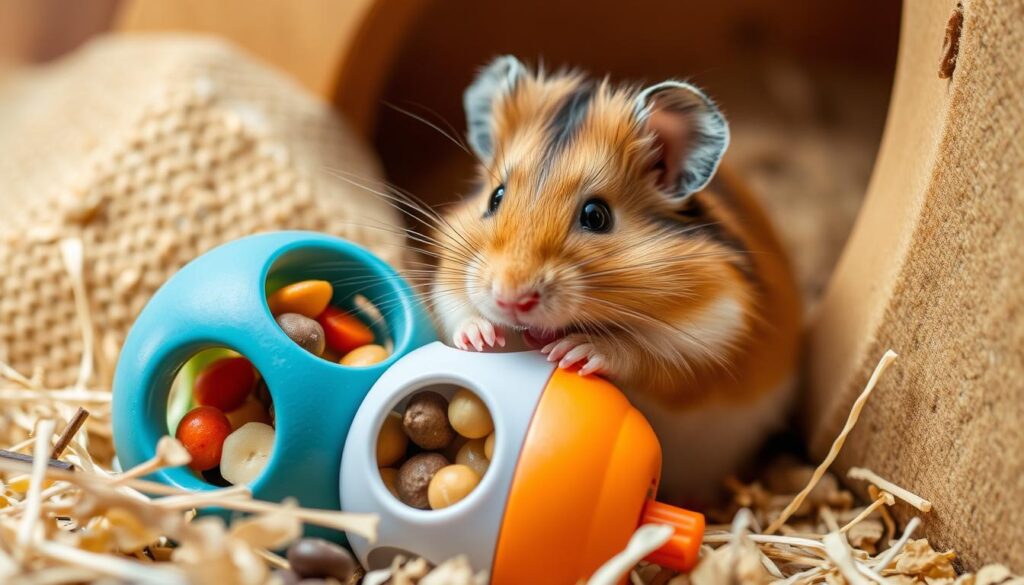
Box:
0 35 400 390
806 0 1024 570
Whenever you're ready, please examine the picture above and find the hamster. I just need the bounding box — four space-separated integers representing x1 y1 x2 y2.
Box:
428 56 801 502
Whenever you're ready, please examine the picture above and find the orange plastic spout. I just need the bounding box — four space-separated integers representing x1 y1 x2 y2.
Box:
640 500 705 572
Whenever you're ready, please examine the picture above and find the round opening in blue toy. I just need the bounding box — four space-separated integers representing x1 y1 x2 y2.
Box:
264 246 401 368
167 346 278 488
376 384 494 511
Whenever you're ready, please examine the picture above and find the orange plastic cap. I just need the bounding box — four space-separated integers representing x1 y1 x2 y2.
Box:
640 500 705 571
491 368 663 585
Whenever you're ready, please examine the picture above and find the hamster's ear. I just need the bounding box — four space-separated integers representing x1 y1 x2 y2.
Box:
634 81 730 198
464 55 527 161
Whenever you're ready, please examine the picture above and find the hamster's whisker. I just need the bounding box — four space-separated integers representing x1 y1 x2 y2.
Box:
575 251 742 280
358 283 484 319
322 167 480 261
375 179 483 263
309 217 475 267
335 163 483 263
384 101 501 186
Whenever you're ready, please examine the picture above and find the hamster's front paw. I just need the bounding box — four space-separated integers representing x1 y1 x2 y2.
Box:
452 316 506 351
541 335 609 376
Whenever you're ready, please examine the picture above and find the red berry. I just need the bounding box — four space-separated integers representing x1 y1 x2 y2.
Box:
194 357 255 412
175 406 232 471
317 307 374 355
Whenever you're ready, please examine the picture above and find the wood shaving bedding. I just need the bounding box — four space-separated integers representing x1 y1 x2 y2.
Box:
0 237 1019 584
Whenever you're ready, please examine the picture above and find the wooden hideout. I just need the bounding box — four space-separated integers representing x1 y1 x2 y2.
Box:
118 0 1024 570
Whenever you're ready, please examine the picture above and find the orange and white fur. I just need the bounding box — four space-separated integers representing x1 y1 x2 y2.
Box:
429 57 801 502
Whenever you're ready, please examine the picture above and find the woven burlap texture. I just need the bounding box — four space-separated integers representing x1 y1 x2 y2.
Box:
0 35 401 390
806 0 1024 570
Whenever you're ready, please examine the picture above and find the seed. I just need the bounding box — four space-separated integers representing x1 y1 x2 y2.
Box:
428 464 480 509
285 538 356 581
376 411 408 467
396 452 449 509
275 313 326 356
219 422 275 485
267 280 333 318
340 344 389 366
403 391 455 450
448 388 493 439
456 438 490 477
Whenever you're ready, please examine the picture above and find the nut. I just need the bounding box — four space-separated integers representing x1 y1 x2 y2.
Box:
285 538 356 581
275 313 326 356
403 391 455 450
396 452 449 509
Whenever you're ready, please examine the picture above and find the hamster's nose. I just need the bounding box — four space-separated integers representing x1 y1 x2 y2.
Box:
494 289 541 313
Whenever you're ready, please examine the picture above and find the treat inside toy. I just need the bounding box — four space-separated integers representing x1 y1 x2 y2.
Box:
166 348 276 487
376 386 495 510
266 277 392 366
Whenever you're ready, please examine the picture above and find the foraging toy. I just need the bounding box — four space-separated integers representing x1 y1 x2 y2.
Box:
340 342 704 583
112 232 436 536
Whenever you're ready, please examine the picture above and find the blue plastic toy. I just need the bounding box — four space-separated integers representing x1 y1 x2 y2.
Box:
112 231 436 537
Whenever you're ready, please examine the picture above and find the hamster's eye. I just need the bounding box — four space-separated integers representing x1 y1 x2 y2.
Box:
579 198 613 233
485 185 505 217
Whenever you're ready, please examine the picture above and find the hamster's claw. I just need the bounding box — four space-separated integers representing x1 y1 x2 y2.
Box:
452 317 505 351
541 337 609 376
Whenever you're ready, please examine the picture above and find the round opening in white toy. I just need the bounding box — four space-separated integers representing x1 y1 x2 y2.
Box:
375 384 495 510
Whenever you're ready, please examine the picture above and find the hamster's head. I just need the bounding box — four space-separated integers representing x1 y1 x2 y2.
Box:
435 56 749 363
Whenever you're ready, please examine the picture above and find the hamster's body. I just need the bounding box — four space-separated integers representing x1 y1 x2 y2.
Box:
429 57 801 501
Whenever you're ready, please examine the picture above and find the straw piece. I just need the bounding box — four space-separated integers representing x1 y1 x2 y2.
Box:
849 467 933 513
840 493 891 534
0 453 379 541
152 485 252 509
0 362 37 389
868 485 897 544
765 350 898 534
758 551 785 579
116 437 193 482
703 533 826 551
0 483 75 518
873 516 922 572
220 500 380 543
823 532 871 585
51 408 89 459
588 525 674 585
33 538 188 585
254 548 290 571
58 238 94 392
16 419 56 556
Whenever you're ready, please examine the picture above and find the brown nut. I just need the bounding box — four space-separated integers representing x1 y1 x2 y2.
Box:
285 538 355 581
396 452 449 509
275 313 326 356
403 391 455 450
